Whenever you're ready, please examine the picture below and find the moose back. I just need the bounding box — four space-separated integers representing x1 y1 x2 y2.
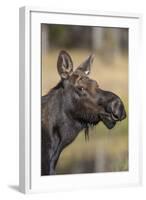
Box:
41 50 126 175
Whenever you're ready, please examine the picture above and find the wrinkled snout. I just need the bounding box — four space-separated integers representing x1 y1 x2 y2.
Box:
106 97 126 121
97 89 126 129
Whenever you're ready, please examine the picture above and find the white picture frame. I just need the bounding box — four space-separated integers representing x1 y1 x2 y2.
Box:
19 6 142 194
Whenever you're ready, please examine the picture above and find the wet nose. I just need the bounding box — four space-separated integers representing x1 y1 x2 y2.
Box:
107 98 126 121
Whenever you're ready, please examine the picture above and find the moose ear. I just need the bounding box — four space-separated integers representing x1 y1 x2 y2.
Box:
57 50 73 79
76 54 94 75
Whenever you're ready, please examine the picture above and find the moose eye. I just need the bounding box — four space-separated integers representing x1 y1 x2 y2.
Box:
78 87 87 95
78 87 84 92
75 87 86 96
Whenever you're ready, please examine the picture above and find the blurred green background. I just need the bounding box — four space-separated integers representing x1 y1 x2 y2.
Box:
41 24 128 174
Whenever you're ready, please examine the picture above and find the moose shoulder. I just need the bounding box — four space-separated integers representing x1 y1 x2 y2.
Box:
41 50 126 175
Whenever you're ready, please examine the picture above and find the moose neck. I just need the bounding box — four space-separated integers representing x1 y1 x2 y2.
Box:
52 81 86 136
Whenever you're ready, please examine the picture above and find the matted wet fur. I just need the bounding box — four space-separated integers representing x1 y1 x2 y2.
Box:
41 50 126 175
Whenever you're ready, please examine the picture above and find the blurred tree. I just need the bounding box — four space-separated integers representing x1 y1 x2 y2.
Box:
41 24 128 63
41 24 50 55
48 25 92 49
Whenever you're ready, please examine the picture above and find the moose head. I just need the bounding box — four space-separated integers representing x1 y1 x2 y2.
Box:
57 50 126 129
41 50 126 175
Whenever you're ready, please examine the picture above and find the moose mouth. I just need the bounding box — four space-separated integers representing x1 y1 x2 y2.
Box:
102 117 116 129
79 112 121 129
99 113 119 129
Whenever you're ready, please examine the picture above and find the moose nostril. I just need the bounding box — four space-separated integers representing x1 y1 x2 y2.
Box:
113 104 126 120
109 99 126 121
111 112 120 120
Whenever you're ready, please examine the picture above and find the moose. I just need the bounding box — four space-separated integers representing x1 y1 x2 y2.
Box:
41 50 126 175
